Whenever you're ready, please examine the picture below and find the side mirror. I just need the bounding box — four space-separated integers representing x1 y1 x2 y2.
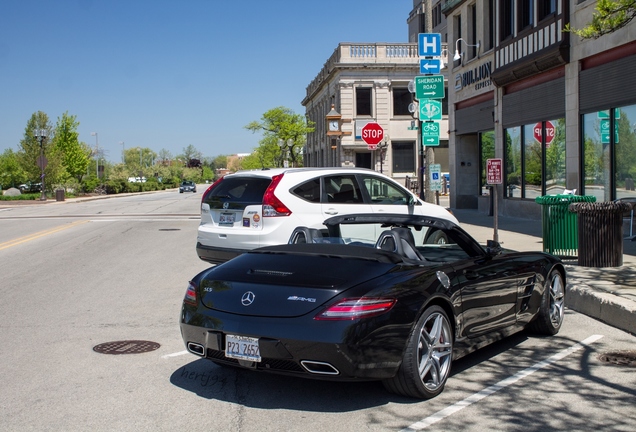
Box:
486 240 502 256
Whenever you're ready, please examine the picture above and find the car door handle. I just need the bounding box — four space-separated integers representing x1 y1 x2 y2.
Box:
324 209 339 215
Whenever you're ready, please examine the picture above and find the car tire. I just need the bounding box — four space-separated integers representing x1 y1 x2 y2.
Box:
382 305 453 399
425 229 449 244
527 269 565 335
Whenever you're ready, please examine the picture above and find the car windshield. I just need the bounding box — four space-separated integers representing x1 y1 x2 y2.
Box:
285 214 487 264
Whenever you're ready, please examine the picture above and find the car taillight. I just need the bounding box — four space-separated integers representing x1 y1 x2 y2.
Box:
314 297 396 320
201 177 224 204
184 281 198 306
262 174 291 217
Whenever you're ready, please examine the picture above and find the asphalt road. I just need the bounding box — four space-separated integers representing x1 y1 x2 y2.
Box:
0 190 635 432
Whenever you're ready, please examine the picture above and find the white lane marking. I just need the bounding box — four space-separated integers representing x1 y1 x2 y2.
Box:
162 350 189 359
402 334 604 431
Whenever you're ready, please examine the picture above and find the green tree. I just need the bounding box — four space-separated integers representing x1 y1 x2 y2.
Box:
564 0 636 39
178 144 202 164
17 111 63 191
212 155 228 170
0 149 26 189
156 148 173 166
53 112 91 182
124 147 156 172
244 106 314 168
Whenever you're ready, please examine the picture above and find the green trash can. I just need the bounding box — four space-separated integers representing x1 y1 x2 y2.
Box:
535 194 596 257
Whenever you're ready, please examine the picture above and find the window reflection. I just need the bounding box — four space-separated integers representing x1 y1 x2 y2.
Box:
504 119 565 199
583 105 636 201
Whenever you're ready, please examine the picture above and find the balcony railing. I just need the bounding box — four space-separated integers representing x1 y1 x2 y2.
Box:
441 0 463 14
305 43 420 99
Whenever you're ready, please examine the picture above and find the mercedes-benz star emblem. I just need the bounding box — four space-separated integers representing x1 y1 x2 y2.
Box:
241 291 255 306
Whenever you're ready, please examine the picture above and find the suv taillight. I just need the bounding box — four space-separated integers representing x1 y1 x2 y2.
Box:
262 174 292 217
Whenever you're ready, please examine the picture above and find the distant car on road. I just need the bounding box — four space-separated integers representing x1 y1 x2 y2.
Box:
18 182 42 193
179 181 197 193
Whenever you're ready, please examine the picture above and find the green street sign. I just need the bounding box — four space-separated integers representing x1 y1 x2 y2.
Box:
597 109 620 119
600 119 619 144
419 99 442 121
415 75 444 100
421 121 440 146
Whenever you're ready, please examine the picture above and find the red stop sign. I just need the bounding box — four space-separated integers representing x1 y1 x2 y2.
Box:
361 122 384 148
533 121 555 146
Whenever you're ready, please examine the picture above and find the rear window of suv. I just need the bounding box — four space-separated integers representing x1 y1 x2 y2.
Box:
203 177 271 210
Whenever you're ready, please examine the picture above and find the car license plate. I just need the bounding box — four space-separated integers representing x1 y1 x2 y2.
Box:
219 213 235 224
225 334 261 362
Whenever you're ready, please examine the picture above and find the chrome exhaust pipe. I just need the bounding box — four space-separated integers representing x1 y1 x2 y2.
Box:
187 342 205 356
300 360 339 375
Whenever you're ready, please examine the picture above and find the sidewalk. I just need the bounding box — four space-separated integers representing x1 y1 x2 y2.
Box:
451 206 636 336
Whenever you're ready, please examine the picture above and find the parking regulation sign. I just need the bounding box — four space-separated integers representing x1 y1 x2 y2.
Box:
487 158 503 184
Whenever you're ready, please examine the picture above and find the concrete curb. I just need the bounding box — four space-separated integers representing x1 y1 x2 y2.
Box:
566 280 636 336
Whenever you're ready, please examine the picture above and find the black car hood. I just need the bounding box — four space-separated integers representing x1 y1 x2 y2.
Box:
196 246 397 317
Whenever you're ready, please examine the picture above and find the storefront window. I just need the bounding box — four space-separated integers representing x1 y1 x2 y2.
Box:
583 105 636 201
545 119 566 194
582 111 611 201
479 130 495 195
615 105 636 199
524 123 542 199
505 126 521 197
505 119 565 199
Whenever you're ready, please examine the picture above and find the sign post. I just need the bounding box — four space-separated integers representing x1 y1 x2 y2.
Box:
487 158 503 242
416 33 443 203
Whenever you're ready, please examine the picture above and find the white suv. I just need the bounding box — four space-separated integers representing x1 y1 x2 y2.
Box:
196 167 458 264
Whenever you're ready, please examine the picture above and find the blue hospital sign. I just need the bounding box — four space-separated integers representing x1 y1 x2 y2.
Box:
418 33 441 57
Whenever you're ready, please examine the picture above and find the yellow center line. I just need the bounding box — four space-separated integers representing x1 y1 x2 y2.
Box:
0 220 90 251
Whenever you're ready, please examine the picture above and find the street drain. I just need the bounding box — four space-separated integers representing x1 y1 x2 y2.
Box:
93 340 160 355
159 228 181 231
598 351 636 367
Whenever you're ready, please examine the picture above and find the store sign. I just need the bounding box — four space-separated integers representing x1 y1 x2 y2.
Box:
454 61 492 92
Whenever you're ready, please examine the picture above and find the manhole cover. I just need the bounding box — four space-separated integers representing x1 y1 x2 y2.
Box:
598 351 636 367
93 340 160 355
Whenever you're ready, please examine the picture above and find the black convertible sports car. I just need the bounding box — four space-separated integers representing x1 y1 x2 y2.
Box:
180 213 566 399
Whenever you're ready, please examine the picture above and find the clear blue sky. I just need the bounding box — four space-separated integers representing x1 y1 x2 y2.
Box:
0 0 410 163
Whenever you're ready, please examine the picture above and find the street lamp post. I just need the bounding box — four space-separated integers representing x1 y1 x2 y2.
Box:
34 128 48 201
119 141 125 164
91 132 99 178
